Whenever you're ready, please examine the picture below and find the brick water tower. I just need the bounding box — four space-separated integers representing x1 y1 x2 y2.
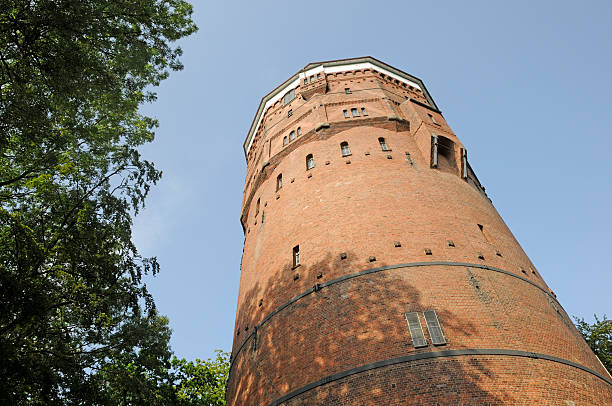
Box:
227 57 612 405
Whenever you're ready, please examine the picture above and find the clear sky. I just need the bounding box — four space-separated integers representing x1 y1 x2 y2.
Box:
134 0 612 361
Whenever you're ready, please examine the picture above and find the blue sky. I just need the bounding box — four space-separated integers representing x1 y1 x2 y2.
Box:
135 0 612 361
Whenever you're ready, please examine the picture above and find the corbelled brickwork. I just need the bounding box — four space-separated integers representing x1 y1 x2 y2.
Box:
228 57 612 405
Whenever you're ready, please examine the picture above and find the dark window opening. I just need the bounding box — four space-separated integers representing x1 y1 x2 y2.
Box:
345 88 351 94
361 107 368 116
283 136 287 146
276 174 282 191
351 108 359 117
379 137 389 151
255 198 260 215
343 109 349 118
341 141 351 157
306 154 314 170
292 245 300 267
288 109 293 117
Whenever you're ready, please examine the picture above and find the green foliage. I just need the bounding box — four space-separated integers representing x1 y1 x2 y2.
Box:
574 314 612 374
0 0 198 403
172 351 230 406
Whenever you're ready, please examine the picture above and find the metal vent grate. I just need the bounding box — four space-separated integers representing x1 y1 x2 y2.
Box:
405 312 427 348
424 310 446 345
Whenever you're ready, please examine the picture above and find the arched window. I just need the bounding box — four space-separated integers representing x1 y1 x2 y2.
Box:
297 127 302 136
276 174 282 191
379 137 389 151
340 142 351 157
306 154 314 170
283 136 288 146
289 131 295 141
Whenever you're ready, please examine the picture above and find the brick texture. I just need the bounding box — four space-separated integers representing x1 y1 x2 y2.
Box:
228 59 612 405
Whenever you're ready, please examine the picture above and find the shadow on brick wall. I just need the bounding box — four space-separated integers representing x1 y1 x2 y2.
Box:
228 251 507 406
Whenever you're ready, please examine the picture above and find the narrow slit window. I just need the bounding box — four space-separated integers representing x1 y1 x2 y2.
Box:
310 75 314 83
351 108 359 117
292 245 300 267
361 107 368 116
306 154 314 170
379 137 389 151
343 109 349 118
289 130 295 141
283 136 288 146
341 142 351 157
304 78 308 85
255 198 260 215
297 127 302 136
288 109 293 118
317 73 321 80
423 310 446 345
405 312 427 348
276 174 282 190
261 210 265 224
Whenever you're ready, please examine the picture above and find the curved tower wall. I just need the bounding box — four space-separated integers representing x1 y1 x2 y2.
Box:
228 57 612 405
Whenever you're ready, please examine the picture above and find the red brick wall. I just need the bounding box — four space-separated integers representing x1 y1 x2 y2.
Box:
229 65 612 405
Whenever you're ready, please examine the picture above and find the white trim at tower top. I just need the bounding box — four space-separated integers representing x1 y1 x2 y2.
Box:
243 57 435 157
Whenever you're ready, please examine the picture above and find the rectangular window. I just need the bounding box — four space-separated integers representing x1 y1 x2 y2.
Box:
317 73 321 80
310 75 314 83
292 245 300 267
343 110 349 118
361 107 368 116
351 108 359 117
345 88 351 94
304 78 308 85
405 312 427 348
288 109 293 117
423 310 446 345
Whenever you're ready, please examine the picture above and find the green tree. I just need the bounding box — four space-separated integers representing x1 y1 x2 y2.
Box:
172 351 230 406
575 314 612 374
0 0 197 403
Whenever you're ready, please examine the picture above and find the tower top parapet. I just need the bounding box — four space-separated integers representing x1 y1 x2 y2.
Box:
243 56 438 157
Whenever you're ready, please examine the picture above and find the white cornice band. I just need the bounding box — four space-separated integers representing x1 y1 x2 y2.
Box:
244 57 436 157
